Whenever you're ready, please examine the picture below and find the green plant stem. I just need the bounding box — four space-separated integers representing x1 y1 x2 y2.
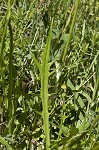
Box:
0 23 7 69
40 22 53 150
62 0 79 63
93 54 99 101
0 0 10 68
0 0 12 134
31 21 53 149
0 1 10 104
41 65 50 149
8 19 13 134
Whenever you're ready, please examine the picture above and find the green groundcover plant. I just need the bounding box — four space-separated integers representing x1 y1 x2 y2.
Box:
0 0 99 149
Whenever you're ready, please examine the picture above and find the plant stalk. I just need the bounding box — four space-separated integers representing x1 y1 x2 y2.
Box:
62 0 79 63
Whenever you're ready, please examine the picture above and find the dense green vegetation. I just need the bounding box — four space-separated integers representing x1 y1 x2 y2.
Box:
0 0 99 149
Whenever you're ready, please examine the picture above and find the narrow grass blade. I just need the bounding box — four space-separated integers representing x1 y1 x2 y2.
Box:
40 21 53 150
8 19 13 134
62 0 79 63
30 52 41 71
0 136 14 150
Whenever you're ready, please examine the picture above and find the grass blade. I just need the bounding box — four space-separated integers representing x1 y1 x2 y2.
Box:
0 136 14 150
8 19 13 134
30 52 41 71
62 0 79 63
40 21 53 150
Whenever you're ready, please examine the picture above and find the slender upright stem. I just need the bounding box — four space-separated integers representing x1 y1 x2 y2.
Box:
41 64 50 149
31 21 53 149
8 19 13 134
40 22 53 150
62 0 79 63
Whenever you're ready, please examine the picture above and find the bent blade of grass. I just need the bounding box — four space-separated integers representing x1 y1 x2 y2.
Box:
0 136 14 150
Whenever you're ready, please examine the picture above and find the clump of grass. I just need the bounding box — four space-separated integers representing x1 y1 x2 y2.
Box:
0 0 99 150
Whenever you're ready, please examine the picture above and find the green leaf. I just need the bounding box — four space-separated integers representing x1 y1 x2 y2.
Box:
52 28 60 39
70 126 79 136
42 21 53 65
80 91 92 103
92 144 99 150
67 79 75 90
30 52 41 71
77 96 85 108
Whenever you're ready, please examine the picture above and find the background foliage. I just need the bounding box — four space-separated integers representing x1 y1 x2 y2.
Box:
0 0 99 149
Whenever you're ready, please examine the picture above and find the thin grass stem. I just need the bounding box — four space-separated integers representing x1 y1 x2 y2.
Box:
62 0 79 63
8 19 13 134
